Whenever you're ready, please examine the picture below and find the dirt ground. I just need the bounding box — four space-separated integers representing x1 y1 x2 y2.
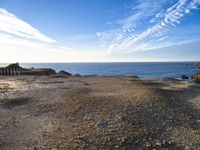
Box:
0 75 199 150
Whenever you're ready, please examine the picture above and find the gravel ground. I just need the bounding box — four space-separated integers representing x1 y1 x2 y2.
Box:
0 75 199 150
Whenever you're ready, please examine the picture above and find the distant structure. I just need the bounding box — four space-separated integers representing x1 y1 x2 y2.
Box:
0 63 26 76
0 63 56 76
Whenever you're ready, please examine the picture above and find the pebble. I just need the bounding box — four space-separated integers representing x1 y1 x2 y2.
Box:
145 142 151 148
156 141 162 146
99 122 108 129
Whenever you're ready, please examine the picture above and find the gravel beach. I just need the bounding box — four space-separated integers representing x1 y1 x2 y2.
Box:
0 75 200 149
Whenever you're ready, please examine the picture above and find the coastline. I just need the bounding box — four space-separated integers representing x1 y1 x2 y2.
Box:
1 62 198 78
0 75 200 149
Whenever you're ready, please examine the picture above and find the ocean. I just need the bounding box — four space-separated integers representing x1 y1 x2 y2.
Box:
0 62 199 78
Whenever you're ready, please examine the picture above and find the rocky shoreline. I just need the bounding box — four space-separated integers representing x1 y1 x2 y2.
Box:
1 63 200 82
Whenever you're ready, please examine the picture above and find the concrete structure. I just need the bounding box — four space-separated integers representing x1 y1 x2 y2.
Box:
0 68 21 76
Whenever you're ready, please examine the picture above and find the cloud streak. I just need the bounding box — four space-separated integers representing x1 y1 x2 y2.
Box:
0 8 79 62
119 0 164 29
98 0 200 54
0 8 113 62
0 8 56 43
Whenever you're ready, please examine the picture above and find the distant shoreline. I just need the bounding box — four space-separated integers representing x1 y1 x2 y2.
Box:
0 62 199 79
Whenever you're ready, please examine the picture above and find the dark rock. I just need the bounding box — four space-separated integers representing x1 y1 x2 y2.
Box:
131 75 139 78
6 63 20 68
182 75 189 80
58 70 72 76
4 63 26 70
21 68 56 75
194 63 200 68
98 122 108 129
74 74 81 77
192 72 200 82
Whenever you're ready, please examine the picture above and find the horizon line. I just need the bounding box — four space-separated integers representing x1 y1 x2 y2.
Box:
0 61 200 64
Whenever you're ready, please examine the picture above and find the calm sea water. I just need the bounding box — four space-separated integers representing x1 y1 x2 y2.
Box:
0 62 199 78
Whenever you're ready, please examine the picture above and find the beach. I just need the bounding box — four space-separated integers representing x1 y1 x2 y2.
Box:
0 75 200 149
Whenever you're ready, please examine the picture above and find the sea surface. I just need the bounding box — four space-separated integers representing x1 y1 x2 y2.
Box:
0 62 199 78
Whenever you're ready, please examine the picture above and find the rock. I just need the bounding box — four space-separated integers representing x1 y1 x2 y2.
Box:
131 76 139 78
192 72 200 82
98 122 108 129
144 142 151 148
74 74 81 77
58 70 72 76
21 68 56 75
156 141 162 146
1 63 26 70
194 63 200 68
6 63 20 68
182 75 189 80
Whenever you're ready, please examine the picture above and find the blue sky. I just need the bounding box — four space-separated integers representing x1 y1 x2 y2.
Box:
0 0 200 62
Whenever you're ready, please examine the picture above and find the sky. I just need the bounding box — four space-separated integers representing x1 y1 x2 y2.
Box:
0 0 200 62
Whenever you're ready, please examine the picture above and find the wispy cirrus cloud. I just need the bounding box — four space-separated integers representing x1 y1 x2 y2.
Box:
0 8 114 62
97 0 200 54
0 8 56 43
0 8 78 62
119 0 165 29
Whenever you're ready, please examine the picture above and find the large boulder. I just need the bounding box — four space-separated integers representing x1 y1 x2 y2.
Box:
192 72 200 82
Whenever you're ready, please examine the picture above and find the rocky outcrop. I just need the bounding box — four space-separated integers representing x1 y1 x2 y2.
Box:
194 63 200 68
131 75 139 78
5 63 24 70
182 75 189 80
21 68 56 75
74 74 81 77
192 72 200 82
57 70 72 76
